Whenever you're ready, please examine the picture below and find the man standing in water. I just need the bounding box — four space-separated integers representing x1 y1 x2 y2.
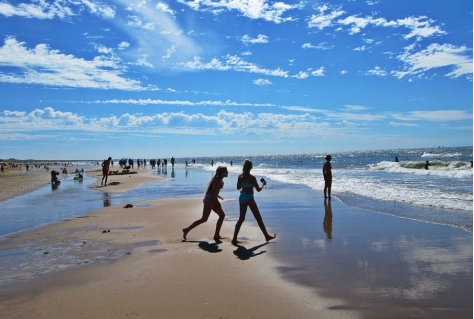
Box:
101 157 112 186
323 154 332 199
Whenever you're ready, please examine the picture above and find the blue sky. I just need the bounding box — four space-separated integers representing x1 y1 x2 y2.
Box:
0 0 472 160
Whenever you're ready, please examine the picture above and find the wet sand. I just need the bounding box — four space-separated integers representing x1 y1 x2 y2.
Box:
0 166 53 202
87 167 166 193
0 168 471 318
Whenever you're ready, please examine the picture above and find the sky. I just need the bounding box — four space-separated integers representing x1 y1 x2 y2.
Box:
0 0 472 160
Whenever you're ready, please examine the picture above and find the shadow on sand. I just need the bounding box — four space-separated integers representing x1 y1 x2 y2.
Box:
183 240 223 253
233 243 268 260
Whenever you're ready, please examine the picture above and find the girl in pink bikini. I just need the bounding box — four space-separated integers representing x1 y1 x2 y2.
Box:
183 166 228 241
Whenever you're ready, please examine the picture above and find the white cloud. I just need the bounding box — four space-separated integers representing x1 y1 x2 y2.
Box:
79 0 115 19
156 2 175 17
302 42 334 50
127 15 155 30
343 105 369 111
307 4 345 29
180 55 290 77
114 0 202 70
337 15 396 34
118 41 130 50
162 45 177 60
393 110 472 122
366 66 387 76
177 0 303 23
389 122 418 127
397 16 447 39
136 54 154 68
0 107 327 138
254 78 272 86
90 99 276 107
2 104 468 141
354 46 368 51
0 0 115 19
293 71 309 79
393 43 473 79
309 6 446 41
241 34 269 45
292 67 325 78
283 105 472 124
311 66 325 76
0 37 151 90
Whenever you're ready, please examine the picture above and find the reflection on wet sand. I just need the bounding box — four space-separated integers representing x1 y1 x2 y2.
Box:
253 189 473 319
323 199 332 240
103 192 111 207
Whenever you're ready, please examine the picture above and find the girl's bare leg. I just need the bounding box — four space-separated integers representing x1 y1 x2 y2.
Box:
182 205 211 240
213 206 226 241
199 199 226 241
232 204 247 245
248 200 276 241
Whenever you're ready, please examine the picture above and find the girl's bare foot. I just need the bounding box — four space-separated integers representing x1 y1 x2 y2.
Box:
182 228 189 240
231 239 242 245
214 235 226 241
265 234 276 242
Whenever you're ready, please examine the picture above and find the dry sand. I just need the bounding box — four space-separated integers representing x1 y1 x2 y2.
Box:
0 169 352 319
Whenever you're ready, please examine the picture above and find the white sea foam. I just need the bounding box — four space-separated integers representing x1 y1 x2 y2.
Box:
421 152 463 158
196 148 473 218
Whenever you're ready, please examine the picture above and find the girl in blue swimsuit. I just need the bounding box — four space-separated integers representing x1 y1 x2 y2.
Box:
183 166 228 241
232 160 276 245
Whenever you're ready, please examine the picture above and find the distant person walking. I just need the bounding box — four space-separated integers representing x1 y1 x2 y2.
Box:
425 160 430 170
101 157 112 186
171 157 175 168
183 166 228 241
323 154 332 199
231 160 276 245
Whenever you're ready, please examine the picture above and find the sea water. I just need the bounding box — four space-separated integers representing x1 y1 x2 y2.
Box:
197 146 473 231
0 146 471 238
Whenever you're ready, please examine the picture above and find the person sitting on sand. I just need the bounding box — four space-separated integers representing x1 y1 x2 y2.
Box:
101 157 112 186
231 160 276 245
183 166 228 241
50 170 60 184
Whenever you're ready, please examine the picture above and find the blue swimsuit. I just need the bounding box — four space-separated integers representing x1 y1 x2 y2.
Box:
239 182 254 204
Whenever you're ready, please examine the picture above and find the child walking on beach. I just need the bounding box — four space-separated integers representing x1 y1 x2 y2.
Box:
183 166 228 241
232 160 276 245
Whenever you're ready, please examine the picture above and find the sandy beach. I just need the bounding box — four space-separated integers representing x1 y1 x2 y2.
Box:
0 167 471 319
